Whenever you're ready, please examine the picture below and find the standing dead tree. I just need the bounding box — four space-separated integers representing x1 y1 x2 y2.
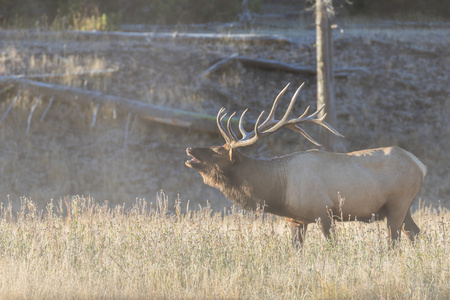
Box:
315 0 345 151
239 0 252 26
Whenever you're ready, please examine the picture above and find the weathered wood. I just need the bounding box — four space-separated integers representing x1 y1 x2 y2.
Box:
236 56 317 75
201 55 367 78
9 68 118 80
0 30 294 46
121 22 239 32
91 103 100 128
199 53 239 79
0 76 224 134
40 96 54 122
78 31 295 45
377 20 450 29
26 94 42 134
0 90 21 125
239 0 252 25
316 0 344 152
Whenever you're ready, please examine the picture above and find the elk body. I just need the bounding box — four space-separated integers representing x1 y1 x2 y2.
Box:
185 83 426 246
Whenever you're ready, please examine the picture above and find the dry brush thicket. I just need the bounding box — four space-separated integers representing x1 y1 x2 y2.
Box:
0 195 448 299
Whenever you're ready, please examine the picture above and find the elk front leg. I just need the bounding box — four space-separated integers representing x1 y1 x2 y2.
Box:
287 218 308 248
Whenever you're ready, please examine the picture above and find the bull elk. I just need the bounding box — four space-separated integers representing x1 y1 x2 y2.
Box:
185 83 426 246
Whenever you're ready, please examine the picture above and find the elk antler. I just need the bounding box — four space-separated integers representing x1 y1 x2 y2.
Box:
216 83 344 149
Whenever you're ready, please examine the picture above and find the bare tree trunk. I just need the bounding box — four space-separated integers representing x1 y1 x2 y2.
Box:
239 0 252 25
315 0 344 152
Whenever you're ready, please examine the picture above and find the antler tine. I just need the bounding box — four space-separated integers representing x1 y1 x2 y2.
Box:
286 124 322 146
305 116 345 137
280 82 305 123
288 104 344 138
250 110 266 143
217 107 232 145
262 82 305 134
230 110 266 148
226 111 239 142
238 108 251 138
297 105 310 119
258 82 290 129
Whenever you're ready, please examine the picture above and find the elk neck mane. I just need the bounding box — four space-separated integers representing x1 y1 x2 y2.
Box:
206 149 290 214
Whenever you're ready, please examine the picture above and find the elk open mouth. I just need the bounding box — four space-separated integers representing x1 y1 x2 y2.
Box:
185 148 201 167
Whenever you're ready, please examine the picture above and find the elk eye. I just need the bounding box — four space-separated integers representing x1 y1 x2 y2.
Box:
215 149 226 155
211 147 222 155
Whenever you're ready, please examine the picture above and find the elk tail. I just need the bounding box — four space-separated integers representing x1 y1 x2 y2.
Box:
402 149 427 179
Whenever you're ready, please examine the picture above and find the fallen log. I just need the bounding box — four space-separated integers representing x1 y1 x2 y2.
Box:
200 55 369 78
77 31 295 45
0 30 295 46
199 53 239 79
121 22 240 32
235 56 317 75
8 68 118 80
0 76 226 134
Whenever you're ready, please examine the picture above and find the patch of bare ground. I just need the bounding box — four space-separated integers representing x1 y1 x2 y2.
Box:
0 25 448 211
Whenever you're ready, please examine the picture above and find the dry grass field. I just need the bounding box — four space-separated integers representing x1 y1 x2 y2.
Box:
0 195 448 299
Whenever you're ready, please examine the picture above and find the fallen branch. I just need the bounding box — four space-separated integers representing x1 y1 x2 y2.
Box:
235 56 317 75
368 39 441 57
26 94 42 134
91 103 100 128
8 68 118 80
80 31 295 45
0 76 226 134
123 112 132 151
121 22 240 32
377 20 450 29
200 55 369 78
122 113 137 152
199 53 239 79
0 30 295 46
0 90 21 125
40 96 54 122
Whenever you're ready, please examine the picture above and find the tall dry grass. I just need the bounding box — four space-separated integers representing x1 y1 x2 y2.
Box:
0 194 448 299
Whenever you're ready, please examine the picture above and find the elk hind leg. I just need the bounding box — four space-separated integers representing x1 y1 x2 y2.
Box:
317 214 333 240
287 219 308 248
386 203 409 247
402 209 420 242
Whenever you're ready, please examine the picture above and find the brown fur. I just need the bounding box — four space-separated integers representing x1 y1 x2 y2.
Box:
186 145 426 247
